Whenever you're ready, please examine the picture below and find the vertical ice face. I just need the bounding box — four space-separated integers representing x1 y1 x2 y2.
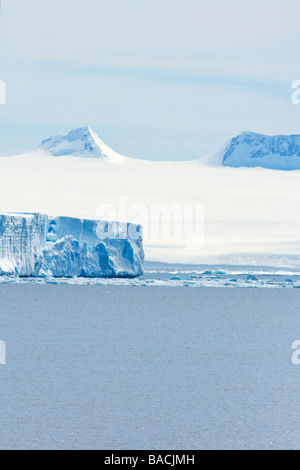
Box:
0 213 144 278
43 218 144 278
0 213 48 276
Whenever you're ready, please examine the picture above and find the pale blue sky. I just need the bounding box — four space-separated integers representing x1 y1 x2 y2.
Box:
0 0 300 159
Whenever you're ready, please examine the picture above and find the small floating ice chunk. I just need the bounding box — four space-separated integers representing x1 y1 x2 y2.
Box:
246 274 259 281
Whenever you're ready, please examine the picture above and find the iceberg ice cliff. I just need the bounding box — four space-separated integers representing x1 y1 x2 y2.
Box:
0 213 144 278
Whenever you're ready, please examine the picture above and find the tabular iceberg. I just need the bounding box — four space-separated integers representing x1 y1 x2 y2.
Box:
0 213 144 278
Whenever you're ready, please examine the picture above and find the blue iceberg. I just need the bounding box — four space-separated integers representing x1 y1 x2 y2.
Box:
0 213 144 278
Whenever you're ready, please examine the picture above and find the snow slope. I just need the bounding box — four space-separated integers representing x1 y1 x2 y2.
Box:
0 127 299 268
210 131 300 170
0 213 144 277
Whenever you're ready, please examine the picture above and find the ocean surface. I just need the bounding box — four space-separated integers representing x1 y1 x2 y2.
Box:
1 263 300 287
0 285 300 450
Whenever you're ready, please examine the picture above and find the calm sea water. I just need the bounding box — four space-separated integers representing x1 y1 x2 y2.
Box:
0 286 300 450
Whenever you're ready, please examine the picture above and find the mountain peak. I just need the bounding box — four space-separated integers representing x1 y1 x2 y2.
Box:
210 131 300 171
40 127 107 158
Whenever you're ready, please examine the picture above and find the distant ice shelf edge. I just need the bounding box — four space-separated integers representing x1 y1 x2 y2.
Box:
0 213 144 278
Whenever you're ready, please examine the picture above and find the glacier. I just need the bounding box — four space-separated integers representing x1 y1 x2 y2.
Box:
0 213 144 278
214 131 300 170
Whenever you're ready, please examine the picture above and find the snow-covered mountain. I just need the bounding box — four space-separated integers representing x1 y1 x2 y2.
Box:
211 131 300 170
39 126 135 165
40 126 109 159
39 127 300 171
